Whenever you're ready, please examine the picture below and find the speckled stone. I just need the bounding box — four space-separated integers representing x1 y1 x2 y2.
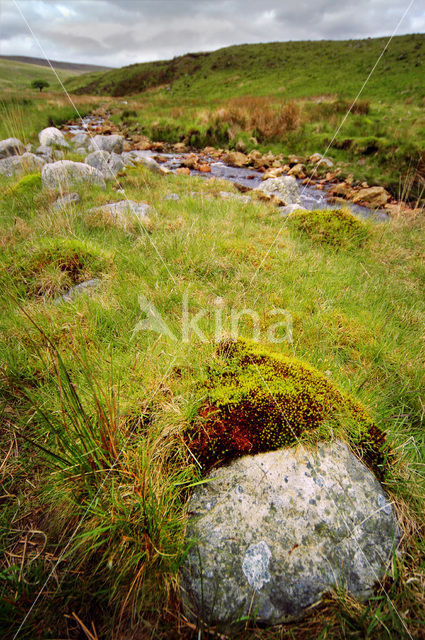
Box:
41 160 106 192
255 175 301 205
181 440 400 627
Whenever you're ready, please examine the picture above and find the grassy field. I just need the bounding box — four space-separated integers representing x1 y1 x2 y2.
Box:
1 100 425 638
0 92 105 146
65 34 425 203
0 34 425 639
66 35 425 102
0 59 79 92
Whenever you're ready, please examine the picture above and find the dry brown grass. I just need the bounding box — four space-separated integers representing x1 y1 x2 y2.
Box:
215 96 302 141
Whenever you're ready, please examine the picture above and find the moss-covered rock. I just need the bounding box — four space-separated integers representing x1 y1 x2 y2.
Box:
189 339 385 473
289 208 368 248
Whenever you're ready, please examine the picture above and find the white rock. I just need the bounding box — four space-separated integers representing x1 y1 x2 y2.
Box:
41 160 106 192
255 175 301 205
70 132 89 148
133 155 163 173
38 127 70 149
309 153 334 168
35 145 53 160
0 153 45 177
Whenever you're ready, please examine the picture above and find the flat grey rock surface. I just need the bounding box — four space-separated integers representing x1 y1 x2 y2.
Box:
181 440 400 627
42 160 106 192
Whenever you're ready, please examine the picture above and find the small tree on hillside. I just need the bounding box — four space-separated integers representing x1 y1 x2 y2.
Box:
31 79 49 92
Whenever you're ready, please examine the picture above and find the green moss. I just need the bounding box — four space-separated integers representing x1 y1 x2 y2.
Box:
2 237 110 299
10 173 42 197
189 339 386 474
289 208 369 249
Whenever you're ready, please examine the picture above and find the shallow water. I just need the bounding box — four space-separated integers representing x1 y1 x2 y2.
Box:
156 152 388 221
65 118 387 221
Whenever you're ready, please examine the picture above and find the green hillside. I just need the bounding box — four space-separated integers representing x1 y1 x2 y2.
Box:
0 58 78 91
67 34 425 103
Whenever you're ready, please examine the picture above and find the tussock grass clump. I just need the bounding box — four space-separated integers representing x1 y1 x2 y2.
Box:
189 339 385 473
2 237 110 298
215 96 301 142
288 208 369 248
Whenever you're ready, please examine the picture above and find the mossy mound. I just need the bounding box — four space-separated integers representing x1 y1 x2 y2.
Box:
2 237 109 298
10 173 42 197
289 208 368 248
189 339 386 474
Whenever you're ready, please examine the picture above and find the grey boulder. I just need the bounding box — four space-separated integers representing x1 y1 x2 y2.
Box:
255 175 301 205
38 127 70 149
88 200 151 229
85 150 125 179
127 151 168 174
52 192 81 211
88 134 123 154
70 132 89 148
182 440 400 627
41 160 106 192
0 153 45 177
35 145 53 160
0 137 25 159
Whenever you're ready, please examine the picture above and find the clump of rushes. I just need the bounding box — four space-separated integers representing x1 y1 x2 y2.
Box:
2 237 110 298
288 208 369 249
188 339 386 474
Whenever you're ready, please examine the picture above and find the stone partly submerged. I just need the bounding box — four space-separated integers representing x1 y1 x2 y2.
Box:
255 175 301 205
182 440 400 628
41 160 106 192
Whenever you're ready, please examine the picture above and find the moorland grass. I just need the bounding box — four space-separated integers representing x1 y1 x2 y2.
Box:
63 34 425 201
0 143 424 637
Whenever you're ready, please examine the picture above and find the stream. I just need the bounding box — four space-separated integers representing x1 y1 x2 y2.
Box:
66 116 387 221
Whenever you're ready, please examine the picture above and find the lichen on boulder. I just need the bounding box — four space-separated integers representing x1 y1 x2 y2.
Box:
188 339 386 473
181 441 400 627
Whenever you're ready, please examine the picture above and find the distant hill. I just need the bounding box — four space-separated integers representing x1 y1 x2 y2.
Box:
0 55 112 74
66 34 425 103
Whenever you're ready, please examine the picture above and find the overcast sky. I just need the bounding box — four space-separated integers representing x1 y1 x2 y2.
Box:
1 0 424 68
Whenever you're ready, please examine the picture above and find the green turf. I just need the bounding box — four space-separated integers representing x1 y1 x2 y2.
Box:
0 145 424 638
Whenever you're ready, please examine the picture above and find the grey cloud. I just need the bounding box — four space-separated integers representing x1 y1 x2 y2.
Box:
1 0 423 67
